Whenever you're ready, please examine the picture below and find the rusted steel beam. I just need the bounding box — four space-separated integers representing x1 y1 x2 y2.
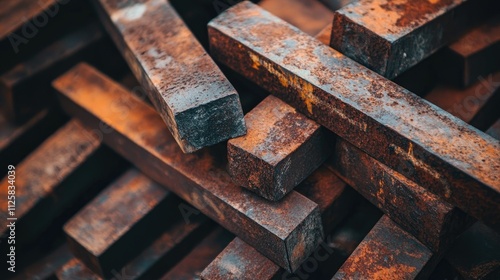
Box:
201 198 380 280
0 22 104 122
329 139 470 252
57 258 99 280
329 0 495 79
12 244 72 280
0 119 120 247
259 0 333 36
437 15 500 87
208 2 500 231
425 72 500 131
333 215 438 280
201 166 357 280
91 0 246 153
444 222 500 280
54 63 324 272
160 227 234 280
64 168 179 278
0 108 66 169
201 238 281 280
228 96 332 201
58 213 212 280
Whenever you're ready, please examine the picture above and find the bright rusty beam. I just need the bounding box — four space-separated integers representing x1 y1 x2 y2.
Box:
208 1 500 231
64 168 178 278
330 0 495 79
333 215 438 280
53 63 324 272
228 95 332 201
0 119 120 247
92 0 246 153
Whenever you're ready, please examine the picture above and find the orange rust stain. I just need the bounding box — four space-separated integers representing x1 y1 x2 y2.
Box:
371 264 418 279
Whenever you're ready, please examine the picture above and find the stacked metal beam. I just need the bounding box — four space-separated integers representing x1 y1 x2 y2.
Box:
0 0 498 279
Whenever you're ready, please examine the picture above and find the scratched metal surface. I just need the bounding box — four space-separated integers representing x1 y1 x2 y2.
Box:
208 1 500 232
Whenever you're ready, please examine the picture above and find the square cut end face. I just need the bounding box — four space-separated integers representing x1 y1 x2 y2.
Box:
228 95 330 201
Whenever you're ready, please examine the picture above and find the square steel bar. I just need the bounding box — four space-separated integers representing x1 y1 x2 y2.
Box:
92 0 246 153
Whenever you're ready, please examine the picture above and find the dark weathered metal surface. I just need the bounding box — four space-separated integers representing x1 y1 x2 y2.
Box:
0 108 66 169
92 0 246 153
0 22 104 122
444 222 500 280
201 238 281 280
64 168 176 278
437 15 500 87
228 95 332 201
259 0 333 36
208 2 500 231
329 139 470 252
330 0 494 79
0 119 119 246
333 215 437 280
425 71 500 130
11 244 72 280
199 167 356 279
58 213 212 280
57 258 100 280
160 227 234 280
53 63 324 272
